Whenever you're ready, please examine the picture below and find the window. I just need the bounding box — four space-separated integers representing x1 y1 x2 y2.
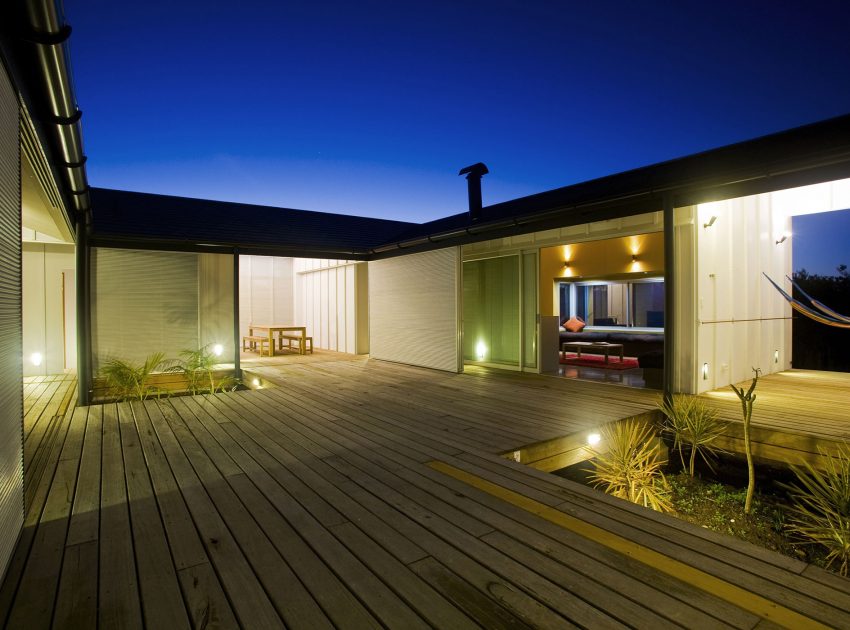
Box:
559 278 664 328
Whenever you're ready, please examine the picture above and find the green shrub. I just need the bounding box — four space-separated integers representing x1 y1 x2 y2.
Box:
782 446 850 576
659 394 728 477
99 352 172 402
171 345 238 395
587 419 671 512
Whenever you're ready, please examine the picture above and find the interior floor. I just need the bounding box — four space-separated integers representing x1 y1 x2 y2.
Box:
544 364 650 389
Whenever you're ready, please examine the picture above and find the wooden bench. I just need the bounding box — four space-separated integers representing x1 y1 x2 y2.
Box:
242 335 270 354
279 334 313 354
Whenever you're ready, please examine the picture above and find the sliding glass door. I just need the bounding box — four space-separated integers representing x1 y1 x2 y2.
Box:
462 251 538 371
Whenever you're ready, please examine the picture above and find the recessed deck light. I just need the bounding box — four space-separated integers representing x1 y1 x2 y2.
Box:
587 432 601 446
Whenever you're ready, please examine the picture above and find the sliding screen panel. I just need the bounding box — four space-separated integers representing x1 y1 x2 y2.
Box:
0 60 23 581
369 248 460 372
92 248 199 371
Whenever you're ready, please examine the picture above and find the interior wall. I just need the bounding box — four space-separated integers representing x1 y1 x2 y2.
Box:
0 58 23 582
293 258 366 354
696 195 792 393
238 255 294 341
22 242 75 376
538 232 665 317
369 247 461 372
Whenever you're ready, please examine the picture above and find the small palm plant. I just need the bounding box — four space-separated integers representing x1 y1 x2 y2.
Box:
172 345 237 395
781 446 850 576
658 394 728 477
99 352 171 402
587 419 672 512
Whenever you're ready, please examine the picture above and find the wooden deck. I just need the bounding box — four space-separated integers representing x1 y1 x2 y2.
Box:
3 359 850 628
703 369 850 467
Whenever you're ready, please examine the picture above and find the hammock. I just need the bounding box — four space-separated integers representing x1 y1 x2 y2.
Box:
763 273 850 329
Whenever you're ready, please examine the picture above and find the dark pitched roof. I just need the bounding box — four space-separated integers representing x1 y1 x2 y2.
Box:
90 113 850 259
379 113 850 255
89 188 417 258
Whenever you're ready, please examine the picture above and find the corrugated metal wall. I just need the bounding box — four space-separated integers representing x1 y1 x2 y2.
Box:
0 61 24 581
369 247 460 372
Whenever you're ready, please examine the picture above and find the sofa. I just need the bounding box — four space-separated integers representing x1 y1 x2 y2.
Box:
558 329 664 358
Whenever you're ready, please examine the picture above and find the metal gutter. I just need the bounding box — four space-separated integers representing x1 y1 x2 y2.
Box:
24 0 90 216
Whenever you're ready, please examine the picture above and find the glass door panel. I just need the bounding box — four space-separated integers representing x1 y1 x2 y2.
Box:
462 256 520 367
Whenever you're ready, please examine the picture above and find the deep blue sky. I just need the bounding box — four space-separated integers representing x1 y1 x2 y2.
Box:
66 0 850 258
794 209 850 276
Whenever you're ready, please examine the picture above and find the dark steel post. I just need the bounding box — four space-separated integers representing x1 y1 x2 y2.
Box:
233 250 241 380
663 193 675 404
75 212 91 405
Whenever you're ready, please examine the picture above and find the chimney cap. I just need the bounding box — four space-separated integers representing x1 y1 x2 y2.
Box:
458 162 489 177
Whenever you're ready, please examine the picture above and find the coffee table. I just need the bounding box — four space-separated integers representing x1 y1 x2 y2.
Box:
561 341 625 364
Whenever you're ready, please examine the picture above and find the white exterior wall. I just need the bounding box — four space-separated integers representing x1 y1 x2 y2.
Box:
239 255 294 340
695 195 792 393
369 247 461 372
22 242 75 376
293 258 367 354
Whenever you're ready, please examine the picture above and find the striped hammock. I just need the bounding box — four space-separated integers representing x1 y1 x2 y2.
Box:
763 273 850 329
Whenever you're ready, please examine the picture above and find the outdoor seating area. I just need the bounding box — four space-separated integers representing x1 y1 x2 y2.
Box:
244 324 311 357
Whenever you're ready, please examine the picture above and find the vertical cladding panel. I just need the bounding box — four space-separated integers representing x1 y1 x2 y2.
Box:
369 248 459 372
337 267 347 352
319 271 328 349
272 257 293 324
327 269 337 351
345 265 356 354
0 61 23 581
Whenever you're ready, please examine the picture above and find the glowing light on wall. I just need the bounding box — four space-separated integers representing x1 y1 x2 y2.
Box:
774 350 779 364
702 363 709 380
562 245 574 277
30 352 43 367
212 343 223 356
475 340 487 361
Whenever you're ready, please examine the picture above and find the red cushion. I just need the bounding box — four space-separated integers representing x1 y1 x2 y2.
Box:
564 317 585 333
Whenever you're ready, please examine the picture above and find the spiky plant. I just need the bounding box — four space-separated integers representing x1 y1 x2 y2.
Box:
171 344 237 395
781 446 850 576
659 394 728 477
730 368 761 514
99 352 171 402
587 419 672 512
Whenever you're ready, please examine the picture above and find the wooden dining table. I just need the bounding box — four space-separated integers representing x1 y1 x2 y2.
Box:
248 324 307 357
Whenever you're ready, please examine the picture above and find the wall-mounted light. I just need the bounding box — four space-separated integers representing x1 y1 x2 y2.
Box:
775 231 791 245
212 343 224 357
702 362 709 380
475 340 487 361
563 261 570 269
631 254 637 263
30 352 43 367
703 215 718 228
774 350 779 364
587 432 601 446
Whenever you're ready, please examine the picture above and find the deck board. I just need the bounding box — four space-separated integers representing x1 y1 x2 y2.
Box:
3 359 850 628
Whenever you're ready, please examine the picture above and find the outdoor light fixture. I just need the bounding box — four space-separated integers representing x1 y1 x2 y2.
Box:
587 432 601 446
212 343 223 356
702 363 709 380
631 254 637 262
30 352 43 367
564 261 570 269
252 378 260 387
703 215 718 228
775 231 790 245
475 340 487 361
774 350 779 364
